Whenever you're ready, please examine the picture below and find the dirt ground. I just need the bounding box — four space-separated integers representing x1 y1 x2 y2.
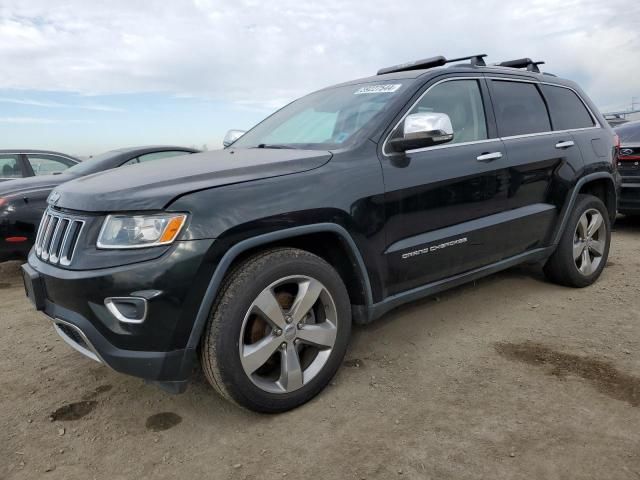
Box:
2 219 639 480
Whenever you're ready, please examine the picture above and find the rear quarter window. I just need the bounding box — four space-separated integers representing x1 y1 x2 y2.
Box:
491 80 551 137
541 85 595 130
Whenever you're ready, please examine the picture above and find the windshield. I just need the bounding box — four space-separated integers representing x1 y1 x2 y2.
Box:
615 121 640 143
232 82 408 150
65 150 121 176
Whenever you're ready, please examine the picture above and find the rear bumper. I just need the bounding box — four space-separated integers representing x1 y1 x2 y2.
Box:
24 238 216 389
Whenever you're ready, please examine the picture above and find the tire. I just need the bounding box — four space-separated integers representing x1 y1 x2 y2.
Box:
543 194 611 288
200 247 352 413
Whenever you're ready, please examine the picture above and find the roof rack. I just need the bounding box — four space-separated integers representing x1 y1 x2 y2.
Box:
377 54 487 75
496 58 545 73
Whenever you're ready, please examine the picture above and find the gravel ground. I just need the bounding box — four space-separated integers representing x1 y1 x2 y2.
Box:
1 218 639 480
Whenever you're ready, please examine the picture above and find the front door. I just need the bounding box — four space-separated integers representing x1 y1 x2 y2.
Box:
380 77 512 297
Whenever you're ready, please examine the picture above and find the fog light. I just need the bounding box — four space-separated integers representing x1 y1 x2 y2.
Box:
104 297 148 324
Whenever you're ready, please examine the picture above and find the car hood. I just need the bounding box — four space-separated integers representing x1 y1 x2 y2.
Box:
53 148 332 212
0 173 74 198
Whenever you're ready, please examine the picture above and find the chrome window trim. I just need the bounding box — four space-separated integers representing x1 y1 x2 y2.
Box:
382 76 602 157
400 138 501 155
2 152 78 162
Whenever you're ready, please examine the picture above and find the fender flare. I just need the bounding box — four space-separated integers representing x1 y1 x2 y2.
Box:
184 223 373 352
551 171 617 246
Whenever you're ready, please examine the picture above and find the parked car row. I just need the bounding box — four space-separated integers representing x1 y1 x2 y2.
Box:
0 146 198 261
13 53 621 413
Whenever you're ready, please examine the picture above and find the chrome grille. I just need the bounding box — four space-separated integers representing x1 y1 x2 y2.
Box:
34 210 85 266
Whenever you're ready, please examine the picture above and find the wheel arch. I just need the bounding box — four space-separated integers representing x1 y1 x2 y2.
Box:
185 223 373 352
577 177 617 221
551 172 617 246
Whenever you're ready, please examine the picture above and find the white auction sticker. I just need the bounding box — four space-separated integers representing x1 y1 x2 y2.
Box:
354 84 402 94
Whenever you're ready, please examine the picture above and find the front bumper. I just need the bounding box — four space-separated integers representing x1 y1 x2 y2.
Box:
618 168 640 213
23 238 216 389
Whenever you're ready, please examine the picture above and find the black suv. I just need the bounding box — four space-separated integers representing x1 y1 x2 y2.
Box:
22 54 619 412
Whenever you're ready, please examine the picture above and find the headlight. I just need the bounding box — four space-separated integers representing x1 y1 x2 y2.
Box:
97 213 187 249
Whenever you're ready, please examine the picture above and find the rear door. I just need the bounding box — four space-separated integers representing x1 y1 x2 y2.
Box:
539 83 600 159
486 77 584 243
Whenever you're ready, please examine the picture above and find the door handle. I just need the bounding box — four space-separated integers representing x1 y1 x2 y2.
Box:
555 140 575 149
476 152 503 162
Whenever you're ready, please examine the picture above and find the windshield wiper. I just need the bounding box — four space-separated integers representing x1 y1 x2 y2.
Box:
253 144 297 149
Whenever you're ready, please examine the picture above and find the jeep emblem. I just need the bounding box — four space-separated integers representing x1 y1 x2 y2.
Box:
48 190 61 206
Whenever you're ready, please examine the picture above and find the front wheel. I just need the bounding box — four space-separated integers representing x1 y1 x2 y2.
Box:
543 194 611 288
200 248 351 412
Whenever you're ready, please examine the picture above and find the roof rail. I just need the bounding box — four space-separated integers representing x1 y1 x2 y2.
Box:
496 58 545 73
377 54 487 75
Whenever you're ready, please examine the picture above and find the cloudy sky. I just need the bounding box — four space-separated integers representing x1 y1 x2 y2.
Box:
1 0 638 156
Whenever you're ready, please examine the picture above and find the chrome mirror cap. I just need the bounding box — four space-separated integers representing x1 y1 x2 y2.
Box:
223 129 246 148
403 112 454 141
388 112 454 153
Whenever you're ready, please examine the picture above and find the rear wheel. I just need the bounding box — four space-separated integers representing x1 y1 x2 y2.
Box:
543 194 611 287
200 248 351 412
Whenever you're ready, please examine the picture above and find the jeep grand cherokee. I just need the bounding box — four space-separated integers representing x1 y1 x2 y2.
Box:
22 54 620 412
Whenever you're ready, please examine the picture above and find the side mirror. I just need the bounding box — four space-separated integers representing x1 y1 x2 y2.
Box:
388 112 454 153
223 129 246 148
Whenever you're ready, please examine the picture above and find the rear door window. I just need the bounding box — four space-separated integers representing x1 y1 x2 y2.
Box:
0 154 24 178
541 85 595 130
27 154 75 176
490 81 551 137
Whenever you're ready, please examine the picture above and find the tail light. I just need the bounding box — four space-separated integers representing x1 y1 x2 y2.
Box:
6 236 28 243
0 197 6 208
614 134 620 168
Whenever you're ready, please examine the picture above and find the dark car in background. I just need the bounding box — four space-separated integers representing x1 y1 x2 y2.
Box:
1 146 198 261
614 120 640 215
0 150 79 182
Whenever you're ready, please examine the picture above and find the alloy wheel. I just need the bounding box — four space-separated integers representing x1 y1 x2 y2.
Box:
239 275 338 394
573 208 606 276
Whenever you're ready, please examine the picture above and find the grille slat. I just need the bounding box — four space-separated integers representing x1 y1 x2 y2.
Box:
34 213 51 256
49 219 69 263
35 209 85 266
40 217 59 261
